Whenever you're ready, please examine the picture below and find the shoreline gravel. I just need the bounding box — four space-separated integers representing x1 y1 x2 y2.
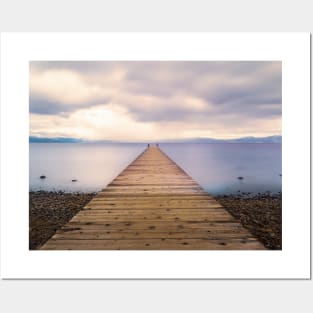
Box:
29 191 95 250
215 193 282 250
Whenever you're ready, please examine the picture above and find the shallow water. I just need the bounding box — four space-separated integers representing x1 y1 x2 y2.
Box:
29 143 146 192
30 143 281 195
161 143 281 195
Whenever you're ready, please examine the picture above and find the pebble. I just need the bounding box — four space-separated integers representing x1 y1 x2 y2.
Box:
29 191 95 250
216 192 282 250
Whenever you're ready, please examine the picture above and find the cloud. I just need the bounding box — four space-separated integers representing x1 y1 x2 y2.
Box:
30 105 281 141
30 104 157 141
29 61 282 140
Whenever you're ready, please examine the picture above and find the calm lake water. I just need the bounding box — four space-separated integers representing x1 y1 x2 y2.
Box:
29 143 282 195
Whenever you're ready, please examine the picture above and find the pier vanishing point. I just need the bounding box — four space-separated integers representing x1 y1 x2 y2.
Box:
41 146 265 250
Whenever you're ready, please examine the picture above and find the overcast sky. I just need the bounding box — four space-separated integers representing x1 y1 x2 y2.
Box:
29 61 281 141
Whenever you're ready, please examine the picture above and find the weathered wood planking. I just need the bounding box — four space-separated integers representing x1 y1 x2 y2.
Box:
41 146 265 250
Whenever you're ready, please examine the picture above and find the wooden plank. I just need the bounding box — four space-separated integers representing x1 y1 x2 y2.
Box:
69 216 235 223
54 228 252 239
41 238 264 250
78 208 228 215
89 197 216 202
41 146 265 250
84 204 224 210
64 221 243 230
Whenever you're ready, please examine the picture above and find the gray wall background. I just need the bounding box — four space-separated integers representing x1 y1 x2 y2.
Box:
0 1 312 312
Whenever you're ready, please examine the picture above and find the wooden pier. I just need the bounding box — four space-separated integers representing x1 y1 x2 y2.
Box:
41 146 265 250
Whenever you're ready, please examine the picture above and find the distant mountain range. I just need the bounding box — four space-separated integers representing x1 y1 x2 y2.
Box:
165 135 282 144
29 136 83 143
29 135 282 144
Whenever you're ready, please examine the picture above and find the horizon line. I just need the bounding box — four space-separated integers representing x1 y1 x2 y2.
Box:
29 134 282 144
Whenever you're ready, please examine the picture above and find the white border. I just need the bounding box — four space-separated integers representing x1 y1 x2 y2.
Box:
0 33 310 279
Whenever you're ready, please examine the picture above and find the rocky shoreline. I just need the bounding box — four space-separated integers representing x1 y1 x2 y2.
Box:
29 191 95 249
216 192 282 250
29 191 281 250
